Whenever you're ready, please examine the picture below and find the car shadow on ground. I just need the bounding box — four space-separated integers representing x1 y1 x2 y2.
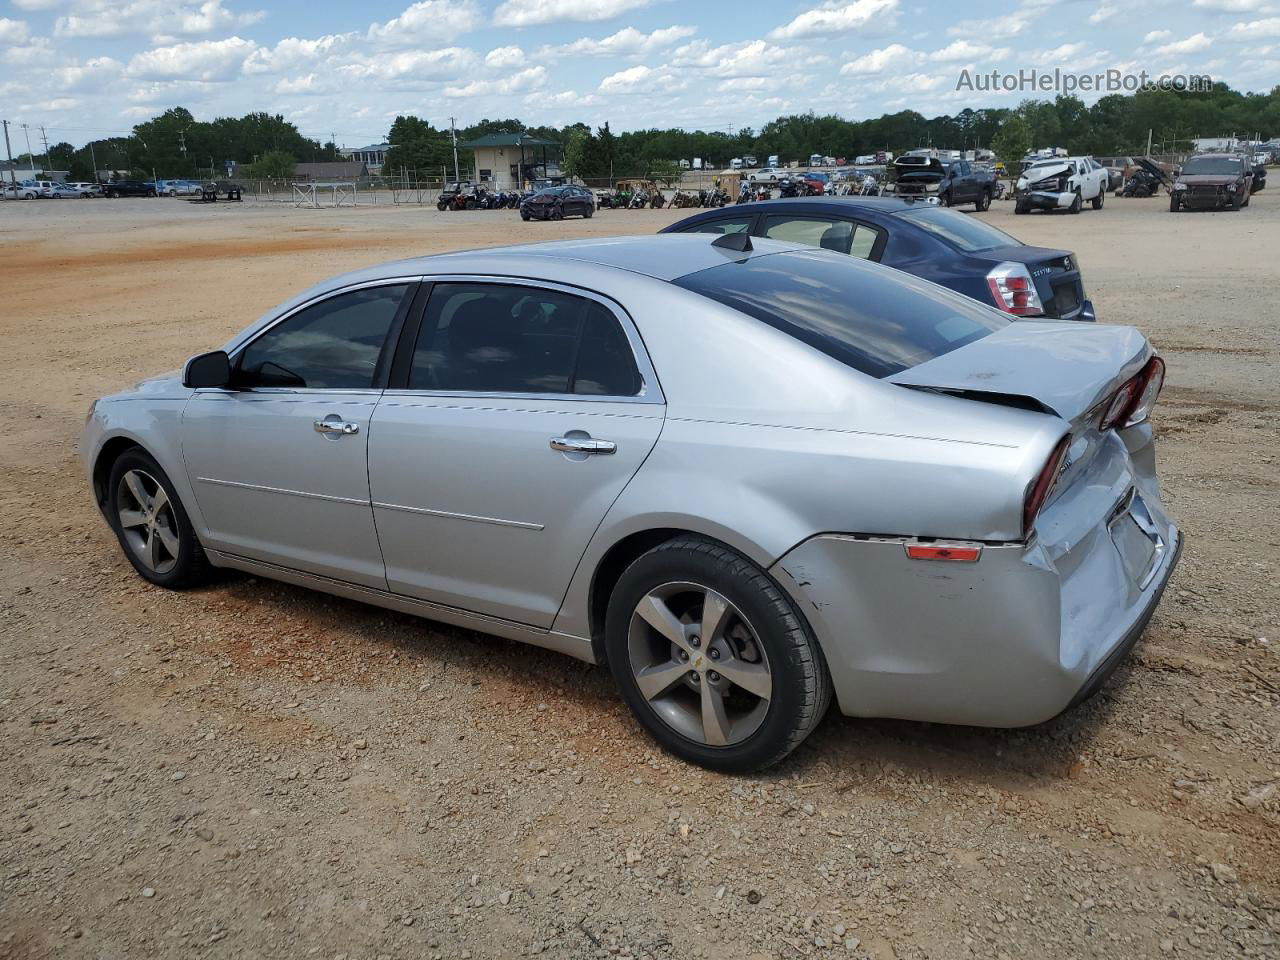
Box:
203 568 1118 791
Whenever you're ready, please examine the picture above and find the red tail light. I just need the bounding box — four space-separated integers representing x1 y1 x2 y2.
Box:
1023 435 1071 538
1099 355 1166 431
986 261 1045 316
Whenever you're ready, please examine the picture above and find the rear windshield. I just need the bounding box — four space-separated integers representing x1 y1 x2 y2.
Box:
1181 156 1243 176
896 206 1020 252
673 249 1009 379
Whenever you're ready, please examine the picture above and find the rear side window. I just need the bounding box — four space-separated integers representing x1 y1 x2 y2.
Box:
896 206 1020 252
681 217 752 235
672 250 1009 379
763 216 852 253
236 284 408 389
409 283 642 396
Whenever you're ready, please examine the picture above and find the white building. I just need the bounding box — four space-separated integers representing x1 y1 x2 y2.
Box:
338 143 389 174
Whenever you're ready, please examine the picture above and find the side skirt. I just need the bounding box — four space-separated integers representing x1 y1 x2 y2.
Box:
206 550 597 664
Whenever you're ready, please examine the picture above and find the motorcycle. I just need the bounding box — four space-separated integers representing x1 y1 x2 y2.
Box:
754 184 771 202
736 182 752 204
650 190 666 209
629 190 648 209
778 178 800 198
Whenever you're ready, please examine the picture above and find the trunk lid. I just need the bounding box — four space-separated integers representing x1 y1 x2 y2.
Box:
888 321 1150 423
978 244 1085 320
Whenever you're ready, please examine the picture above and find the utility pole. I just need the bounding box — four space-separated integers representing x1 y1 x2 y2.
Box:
89 139 99 182
450 116 460 183
1 120 14 184
39 125 50 170
21 123 35 174
1146 128 1153 158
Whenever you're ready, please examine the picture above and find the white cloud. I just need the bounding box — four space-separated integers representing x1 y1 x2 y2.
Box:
927 40 1008 62
1088 2 1117 23
274 73 317 94
670 39 792 77
769 0 899 40
542 24 695 58
492 0 652 28
366 0 481 47
597 63 685 94
445 64 546 97
339 46 478 82
52 55 122 90
839 43 915 74
125 36 257 81
1229 16 1280 34
1027 42 1089 64
11 0 61 8
532 89 600 106
243 34 350 74
1153 32 1213 54
1143 29 1173 43
1193 0 1271 10
56 0 263 39
0 18 31 44
484 45 524 68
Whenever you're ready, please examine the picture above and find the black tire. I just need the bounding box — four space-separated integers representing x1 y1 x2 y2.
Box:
147 189 157 197
939 191 951 207
1068 190 1082 214
551 204 563 220
584 204 593 218
1170 194 1181 212
1241 190 1250 208
604 536 832 773
1015 200 1029 214
437 201 448 211
975 190 990 212
106 448 213 589
520 209 531 221
1091 188 1104 210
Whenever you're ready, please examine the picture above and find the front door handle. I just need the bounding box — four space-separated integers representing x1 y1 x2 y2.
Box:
550 437 616 455
314 419 359 435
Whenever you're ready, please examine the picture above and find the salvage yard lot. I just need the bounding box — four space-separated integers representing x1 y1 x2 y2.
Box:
1 195 1277 959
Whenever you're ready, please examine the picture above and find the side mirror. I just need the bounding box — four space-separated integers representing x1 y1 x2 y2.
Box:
183 350 231 389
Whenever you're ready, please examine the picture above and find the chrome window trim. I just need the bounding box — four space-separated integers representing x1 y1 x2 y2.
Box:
397 273 665 406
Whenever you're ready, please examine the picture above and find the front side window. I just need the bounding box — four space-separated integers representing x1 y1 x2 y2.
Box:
409 284 642 397
236 284 408 389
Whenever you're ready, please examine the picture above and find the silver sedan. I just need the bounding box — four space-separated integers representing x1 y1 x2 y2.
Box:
81 234 1182 771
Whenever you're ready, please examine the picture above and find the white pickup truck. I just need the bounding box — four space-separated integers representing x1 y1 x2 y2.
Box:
1014 156 1109 214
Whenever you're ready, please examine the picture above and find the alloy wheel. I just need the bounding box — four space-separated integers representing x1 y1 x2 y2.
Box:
115 468 180 574
627 581 772 747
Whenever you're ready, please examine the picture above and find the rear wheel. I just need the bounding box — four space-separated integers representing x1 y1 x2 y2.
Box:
975 190 990 212
605 537 831 772
1091 188 1104 210
107 449 213 589
584 204 593 218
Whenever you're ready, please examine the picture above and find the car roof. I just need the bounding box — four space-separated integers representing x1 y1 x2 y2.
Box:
660 196 936 229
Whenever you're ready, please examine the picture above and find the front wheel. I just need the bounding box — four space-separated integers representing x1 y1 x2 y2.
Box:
1170 194 1181 212
520 209 531 221
938 191 951 207
1015 200 1029 214
551 205 563 220
147 189 157 197
605 537 832 772
1068 190 1082 214
107 448 213 589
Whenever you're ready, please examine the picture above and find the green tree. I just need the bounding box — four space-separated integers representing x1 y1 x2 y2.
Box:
991 114 1033 166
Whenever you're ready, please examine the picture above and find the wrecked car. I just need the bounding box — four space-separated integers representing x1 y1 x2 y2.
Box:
1170 154 1253 212
1015 157 1109 214
883 156 998 210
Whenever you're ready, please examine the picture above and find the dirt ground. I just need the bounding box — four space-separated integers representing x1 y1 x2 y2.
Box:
1 191 1277 960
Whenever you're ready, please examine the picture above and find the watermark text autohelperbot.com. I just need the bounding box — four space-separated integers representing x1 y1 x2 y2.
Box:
956 68 1214 95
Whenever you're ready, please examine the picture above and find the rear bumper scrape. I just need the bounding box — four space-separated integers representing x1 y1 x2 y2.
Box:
769 522 1182 728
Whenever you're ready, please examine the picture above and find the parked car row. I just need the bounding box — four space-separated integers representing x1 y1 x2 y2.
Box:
1 178 208 199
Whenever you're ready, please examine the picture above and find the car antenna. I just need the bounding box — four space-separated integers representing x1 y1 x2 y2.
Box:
711 233 752 253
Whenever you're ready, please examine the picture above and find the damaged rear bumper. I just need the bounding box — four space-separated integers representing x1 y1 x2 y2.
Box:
769 505 1182 728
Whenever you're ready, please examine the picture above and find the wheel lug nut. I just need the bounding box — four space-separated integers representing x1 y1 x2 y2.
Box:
689 671 700 682
708 671 720 683
689 635 700 648
708 648 720 660
678 651 688 661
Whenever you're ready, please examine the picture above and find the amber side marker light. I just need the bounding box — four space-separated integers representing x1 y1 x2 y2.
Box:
905 544 983 562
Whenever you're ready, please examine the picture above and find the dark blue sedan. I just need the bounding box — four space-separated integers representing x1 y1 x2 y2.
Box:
661 197 1095 321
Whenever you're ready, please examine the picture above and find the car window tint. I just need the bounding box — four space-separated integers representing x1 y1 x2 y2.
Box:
682 217 752 235
896 206 1019 252
763 216 852 253
673 249 1009 379
237 284 407 389
410 284 639 396
574 302 642 396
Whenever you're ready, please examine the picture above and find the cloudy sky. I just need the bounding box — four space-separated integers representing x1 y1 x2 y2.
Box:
2 0 1278 150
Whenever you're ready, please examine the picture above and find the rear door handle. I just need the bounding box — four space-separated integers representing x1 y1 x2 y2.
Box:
550 437 616 455
314 419 359 435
